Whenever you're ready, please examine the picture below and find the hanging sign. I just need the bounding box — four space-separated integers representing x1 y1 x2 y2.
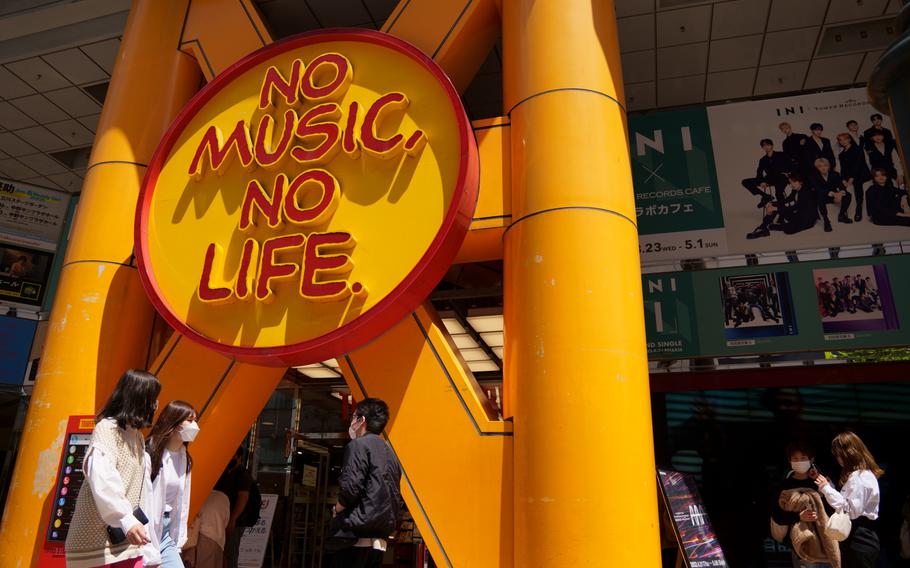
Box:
136 29 478 366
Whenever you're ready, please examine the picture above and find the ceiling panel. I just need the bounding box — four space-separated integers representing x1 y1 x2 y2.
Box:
9 94 67 123
621 50 656 83
0 157 37 179
78 113 101 133
754 61 811 95
0 132 37 156
616 0 656 18
17 152 67 175
708 35 763 72
711 0 770 40
5 57 70 91
45 119 95 146
657 74 705 107
47 170 84 192
825 0 889 24
761 27 820 65
45 87 102 117
80 39 121 74
0 65 34 98
0 101 36 130
618 14 656 52
625 81 657 111
43 49 109 85
658 42 708 78
14 125 67 151
767 0 828 31
706 68 757 101
657 5 712 47
803 53 865 89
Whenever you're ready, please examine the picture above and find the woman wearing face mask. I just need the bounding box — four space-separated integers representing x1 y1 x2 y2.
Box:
771 442 834 568
143 401 198 568
65 369 161 568
815 432 883 568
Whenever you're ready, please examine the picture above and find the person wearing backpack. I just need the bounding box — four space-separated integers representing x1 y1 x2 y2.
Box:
215 447 257 568
331 398 403 568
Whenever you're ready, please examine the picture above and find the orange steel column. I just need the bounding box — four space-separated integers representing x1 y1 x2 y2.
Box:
503 0 662 565
0 1 200 563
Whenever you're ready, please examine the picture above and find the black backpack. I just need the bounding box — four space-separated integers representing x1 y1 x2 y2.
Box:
237 481 261 527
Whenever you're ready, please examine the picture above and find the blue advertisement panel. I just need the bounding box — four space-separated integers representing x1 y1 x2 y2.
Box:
0 315 38 384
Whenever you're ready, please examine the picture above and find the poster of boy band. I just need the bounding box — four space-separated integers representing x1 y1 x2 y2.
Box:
812 264 899 334
709 88 909 254
720 272 797 340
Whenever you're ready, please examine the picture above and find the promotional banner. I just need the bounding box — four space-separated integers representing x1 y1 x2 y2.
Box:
630 107 727 260
0 315 38 384
630 88 908 263
658 469 728 568
0 178 70 251
643 255 910 360
238 493 278 568
0 243 54 306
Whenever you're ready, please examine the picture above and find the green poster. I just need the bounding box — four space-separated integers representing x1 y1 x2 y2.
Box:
629 107 725 236
642 272 699 358
644 255 910 360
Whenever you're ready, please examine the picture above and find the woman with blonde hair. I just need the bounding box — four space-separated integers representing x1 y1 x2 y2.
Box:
814 431 883 568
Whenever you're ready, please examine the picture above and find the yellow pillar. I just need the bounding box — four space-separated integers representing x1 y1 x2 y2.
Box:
0 1 200 563
502 0 661 565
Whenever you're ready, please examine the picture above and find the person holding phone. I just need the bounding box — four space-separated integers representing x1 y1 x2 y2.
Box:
771 442 833 568
815 431 883 568
144 401 198 567
65 369 161 568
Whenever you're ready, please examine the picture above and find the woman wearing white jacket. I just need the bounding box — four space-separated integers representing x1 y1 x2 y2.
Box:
143 401 198 568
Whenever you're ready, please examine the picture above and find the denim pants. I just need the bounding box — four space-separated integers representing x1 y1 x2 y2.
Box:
159 514 185 568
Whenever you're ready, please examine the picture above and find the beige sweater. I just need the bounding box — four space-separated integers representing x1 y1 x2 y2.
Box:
65 418 147 568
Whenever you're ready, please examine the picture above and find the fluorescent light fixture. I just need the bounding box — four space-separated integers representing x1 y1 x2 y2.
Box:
458 348 489 362
466 314 502 333
480 331 503 347
451 334 479 349
467 360 499 373
442 318 465 334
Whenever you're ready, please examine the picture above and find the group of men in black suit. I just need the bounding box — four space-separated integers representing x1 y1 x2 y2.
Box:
815 274 881 318
742 114 908 239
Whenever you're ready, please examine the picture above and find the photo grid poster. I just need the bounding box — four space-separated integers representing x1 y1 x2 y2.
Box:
708 88 907 255
644 256 909 360
812 264 899 337
629 88 909 263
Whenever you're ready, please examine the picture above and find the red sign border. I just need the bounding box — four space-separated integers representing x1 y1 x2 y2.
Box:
135 28 479 366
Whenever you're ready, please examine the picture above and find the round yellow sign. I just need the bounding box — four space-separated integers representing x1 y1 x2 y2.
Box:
136 29 478 366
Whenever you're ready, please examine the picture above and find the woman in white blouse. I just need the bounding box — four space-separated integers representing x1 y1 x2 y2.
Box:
144 401 199 568
814 431 883 568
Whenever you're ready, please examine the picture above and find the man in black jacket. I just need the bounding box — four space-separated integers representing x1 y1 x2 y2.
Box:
837 133 871 222
741 138 794 207
864 113 895 148
332 398 403 568
801 123 836 178
747 173 817 239
779 122 809 167
811 158 853 231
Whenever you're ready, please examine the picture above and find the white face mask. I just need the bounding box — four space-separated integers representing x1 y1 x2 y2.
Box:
348 416 362 440
791 460 811 474
179 421 200 442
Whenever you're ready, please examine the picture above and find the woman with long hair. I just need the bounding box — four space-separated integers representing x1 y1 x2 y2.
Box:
814 431 883 568
65 369 161 568
144 401 198 568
